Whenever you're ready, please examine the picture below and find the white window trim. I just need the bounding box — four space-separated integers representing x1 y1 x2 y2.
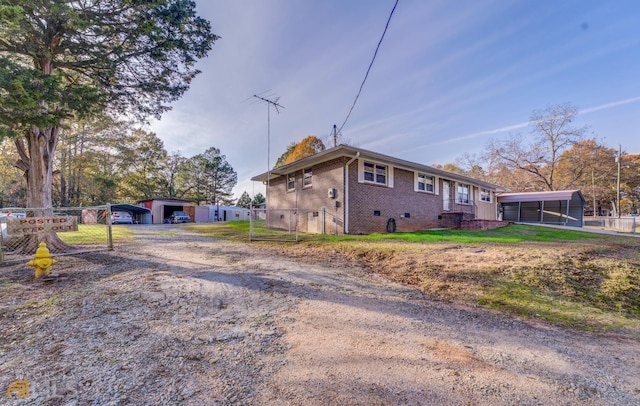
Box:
480 188 492 203
286 173 296 192
414 172 438 194
456 182 472 205
302 168 312 188
358 159 393 187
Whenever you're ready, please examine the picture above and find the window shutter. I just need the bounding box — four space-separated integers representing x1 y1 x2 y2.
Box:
414 172 419 192
388 166 394 188
434 177 440 195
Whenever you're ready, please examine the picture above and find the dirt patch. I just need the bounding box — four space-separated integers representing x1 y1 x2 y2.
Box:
1 225 639 405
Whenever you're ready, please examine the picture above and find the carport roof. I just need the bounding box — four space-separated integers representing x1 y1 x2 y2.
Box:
111 203 151 214
497 190 585 204
138 197 194 204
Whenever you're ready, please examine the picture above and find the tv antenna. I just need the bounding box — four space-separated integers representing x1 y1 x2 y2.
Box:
253 94 284 206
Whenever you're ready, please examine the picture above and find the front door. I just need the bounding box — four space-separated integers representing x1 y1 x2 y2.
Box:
443 180 450 211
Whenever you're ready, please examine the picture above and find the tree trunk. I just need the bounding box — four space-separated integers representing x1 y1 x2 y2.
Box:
14 124 70 252
60 172 69 207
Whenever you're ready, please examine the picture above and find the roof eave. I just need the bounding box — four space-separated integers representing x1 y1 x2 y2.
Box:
251 144 504 190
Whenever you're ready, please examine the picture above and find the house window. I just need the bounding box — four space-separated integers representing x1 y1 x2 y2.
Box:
287 173 295 191
417 173 434 193
364 161 387 185
456 183 471 204
480 188 491 202
303 168 312 188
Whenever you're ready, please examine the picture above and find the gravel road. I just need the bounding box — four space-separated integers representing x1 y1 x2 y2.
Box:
1 225 638 405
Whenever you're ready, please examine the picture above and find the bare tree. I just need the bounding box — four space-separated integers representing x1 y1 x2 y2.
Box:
487 103 587 191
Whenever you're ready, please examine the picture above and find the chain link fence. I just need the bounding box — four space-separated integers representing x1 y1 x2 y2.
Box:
249 207 299 242
248 207 345 241
1 205 113 264
300 208 343 236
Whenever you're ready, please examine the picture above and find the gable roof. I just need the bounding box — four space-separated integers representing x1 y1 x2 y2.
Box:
252 144 505 191
497 190 585 204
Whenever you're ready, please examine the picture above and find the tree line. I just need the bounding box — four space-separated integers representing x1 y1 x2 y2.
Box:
0 115 245 208
0 1 218 250
439 103 640 216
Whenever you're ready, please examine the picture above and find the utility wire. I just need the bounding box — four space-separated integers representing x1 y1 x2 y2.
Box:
337 0 399 134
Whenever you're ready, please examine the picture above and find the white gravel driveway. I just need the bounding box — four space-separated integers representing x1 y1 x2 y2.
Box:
1 225 638 405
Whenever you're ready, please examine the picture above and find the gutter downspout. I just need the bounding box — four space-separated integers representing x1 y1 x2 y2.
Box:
344 152 360 234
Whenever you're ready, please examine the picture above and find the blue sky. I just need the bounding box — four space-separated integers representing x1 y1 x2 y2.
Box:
149 0 640 199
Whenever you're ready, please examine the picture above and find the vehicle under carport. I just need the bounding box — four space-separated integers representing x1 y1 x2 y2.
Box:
109 204 152 224
138 198 196 224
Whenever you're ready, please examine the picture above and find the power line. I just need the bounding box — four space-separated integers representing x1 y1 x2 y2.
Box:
337 0 399 134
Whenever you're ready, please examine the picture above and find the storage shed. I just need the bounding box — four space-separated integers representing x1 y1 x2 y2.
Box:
497 190 585 227
138 198 196 224
205 205 251 222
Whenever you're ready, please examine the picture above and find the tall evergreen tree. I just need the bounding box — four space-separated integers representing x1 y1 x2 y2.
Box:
0 0 217 249
252 192 266 206
236 191 252 209
181 147 237 205
202 147 237 205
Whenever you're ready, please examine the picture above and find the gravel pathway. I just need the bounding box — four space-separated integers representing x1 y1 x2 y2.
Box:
1 225 638 405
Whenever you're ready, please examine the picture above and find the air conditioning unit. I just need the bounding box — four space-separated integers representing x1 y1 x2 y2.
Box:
328 188 336 199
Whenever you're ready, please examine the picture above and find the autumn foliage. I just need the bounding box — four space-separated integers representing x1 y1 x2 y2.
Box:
275 136 326 168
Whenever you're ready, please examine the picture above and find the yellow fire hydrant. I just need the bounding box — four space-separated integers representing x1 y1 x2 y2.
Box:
27 242 57 279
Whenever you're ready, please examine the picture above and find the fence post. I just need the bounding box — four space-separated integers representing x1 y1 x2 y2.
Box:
322 207 326 235
107 204 113 250
249 206 254 240
0 228 4 264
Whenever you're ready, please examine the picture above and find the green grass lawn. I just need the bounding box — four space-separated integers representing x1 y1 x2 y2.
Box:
58 224 134 245
318 223 600 243
188 221 600 243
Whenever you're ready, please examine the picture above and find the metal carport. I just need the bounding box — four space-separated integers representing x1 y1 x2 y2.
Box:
109 203 152 224
497 190 585 227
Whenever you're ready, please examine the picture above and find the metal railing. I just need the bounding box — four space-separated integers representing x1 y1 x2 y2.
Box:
448 201 477 216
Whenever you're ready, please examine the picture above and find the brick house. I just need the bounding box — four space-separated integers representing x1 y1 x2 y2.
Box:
252 145 505 234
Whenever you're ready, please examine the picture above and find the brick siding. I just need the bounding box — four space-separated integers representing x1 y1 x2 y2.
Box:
347 161 443 234
267 158 347 234
266 156 499 235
